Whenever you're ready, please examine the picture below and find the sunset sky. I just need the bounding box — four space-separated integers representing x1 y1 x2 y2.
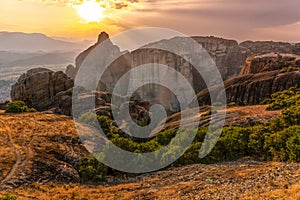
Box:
1 0 300 42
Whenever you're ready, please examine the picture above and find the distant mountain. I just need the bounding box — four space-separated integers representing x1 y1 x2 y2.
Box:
0 51 77 67
0 32 89 52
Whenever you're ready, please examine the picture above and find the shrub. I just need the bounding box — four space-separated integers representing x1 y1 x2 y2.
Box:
79 113 116 138
0 194 17 200
97 115 114 137
78 157 108 184
217 127 252 160
227 102 237 107
79 112 99 128
5 101 35 113
248 125 271 157
265 126 300 162
266 87 300 110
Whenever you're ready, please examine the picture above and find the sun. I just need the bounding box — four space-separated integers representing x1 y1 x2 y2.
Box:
76 1 104 23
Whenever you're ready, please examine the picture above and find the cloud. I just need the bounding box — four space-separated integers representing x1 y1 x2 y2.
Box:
38 0 300 41
123 0 300 41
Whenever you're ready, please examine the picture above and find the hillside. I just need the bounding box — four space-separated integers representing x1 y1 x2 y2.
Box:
0 109 299 199
0 111 90 189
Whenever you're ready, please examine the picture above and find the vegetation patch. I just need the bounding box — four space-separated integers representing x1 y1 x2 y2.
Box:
5 101 36 113
78 87 300 184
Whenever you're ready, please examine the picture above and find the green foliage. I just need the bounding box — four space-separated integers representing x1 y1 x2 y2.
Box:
266 87 300 110
78 157 108 184
79 113 116 138
79 112 99 128
0 194 17 200
280 66 297 73
97 115 114 137
219 127 252 160
264 126 300 162
5 101 35 113
227 102 237 107
77 87 300 181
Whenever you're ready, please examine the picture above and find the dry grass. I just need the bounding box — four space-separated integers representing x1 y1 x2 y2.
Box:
0 107 297 200
0 161 299 199
0 111 90 188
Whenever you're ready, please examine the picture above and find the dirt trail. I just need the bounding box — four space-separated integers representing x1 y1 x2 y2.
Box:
0 119 22 188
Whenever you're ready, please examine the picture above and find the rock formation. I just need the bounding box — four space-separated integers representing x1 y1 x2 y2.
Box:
240 53 300 75
11 68 74 111
65 32 300 111
11 32 300 116
192 53 300 106
66 32 131 93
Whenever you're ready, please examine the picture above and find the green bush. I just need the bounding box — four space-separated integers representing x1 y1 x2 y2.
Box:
265 126 300 162
266 87 300 110
79 112 99 128
78 157 108 184
0 194 17 200
77 87 300 180
227 102 237 107
5 101 35 113
79 113 117 138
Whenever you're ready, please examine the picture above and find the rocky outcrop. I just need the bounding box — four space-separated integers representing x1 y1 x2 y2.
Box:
240 53 300 75
66 32 131 93
65 64 76 78
12 32 300 116
191 36 248 79
192 53 300 106
11 68 74 111
65 32 300 112
239 41 294 55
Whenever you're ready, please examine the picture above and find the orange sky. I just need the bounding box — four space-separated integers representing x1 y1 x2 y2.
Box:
1 0 300 42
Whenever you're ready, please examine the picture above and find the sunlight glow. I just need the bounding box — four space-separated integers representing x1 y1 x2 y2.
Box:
76 1 104 23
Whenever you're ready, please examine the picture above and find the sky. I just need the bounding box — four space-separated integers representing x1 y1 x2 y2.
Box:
1 0 300 42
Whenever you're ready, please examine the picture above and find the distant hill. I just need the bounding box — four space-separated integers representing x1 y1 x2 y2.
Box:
0 32 89 52
0 51 77 68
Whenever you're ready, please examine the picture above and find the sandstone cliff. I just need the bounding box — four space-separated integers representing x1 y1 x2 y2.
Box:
192 53 300 106
240 53 300 75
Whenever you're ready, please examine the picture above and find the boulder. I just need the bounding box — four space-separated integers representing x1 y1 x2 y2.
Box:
11 68 74 111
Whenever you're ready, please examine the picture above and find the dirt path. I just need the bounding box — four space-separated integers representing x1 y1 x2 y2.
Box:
0 119 23 188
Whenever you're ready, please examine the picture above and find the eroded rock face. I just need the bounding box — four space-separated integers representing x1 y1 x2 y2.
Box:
67 32 131 93
239 41 294 55
192 53 300 106
11 68 74 111
191 36 247 79
66 32 300 111
241 53 300 75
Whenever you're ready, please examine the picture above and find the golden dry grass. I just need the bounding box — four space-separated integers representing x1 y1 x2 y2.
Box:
0 111 90 188
0 107 296 200
0 161 299 200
